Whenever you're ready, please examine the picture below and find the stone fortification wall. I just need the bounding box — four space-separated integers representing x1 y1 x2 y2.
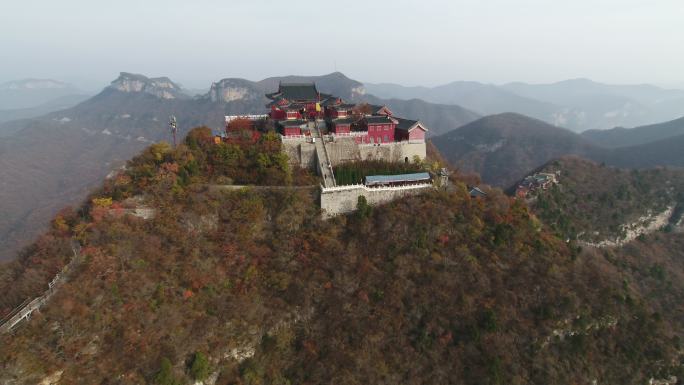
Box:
320 183 432 217
281 138 317 170
281 136 426 171
358 141 426 164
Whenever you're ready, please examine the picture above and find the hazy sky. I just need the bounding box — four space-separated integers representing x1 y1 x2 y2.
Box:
2 0 683 90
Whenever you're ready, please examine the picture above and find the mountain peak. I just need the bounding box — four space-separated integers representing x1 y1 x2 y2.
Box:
107 72 188 100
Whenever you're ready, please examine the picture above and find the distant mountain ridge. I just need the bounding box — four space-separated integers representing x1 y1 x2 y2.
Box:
366 81 559 122
0 94 91 125
582 116 684 148
433 112 684 189
367 78 684 132
0 79 73 90
0 78 85 110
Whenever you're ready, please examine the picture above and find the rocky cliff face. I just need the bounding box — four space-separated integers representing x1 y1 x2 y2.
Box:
108 72 188 100
205 78 263 103
351 85 366 98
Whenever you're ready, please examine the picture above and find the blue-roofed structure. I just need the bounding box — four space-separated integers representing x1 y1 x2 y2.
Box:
364 172 431 187
469 186 488 198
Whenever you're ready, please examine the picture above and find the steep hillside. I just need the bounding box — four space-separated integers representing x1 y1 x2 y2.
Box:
0 73 267 261
1 131 682 384
582 116 684 149
432 113 601 188
521 157 684 245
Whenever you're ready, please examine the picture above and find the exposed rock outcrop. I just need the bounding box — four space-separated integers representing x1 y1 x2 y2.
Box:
351 85 366 98
108 72 188 100
582 205 675 248
206 78 263 103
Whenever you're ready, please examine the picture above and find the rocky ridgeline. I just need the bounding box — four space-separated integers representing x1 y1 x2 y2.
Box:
206 78 263 103
108 72 188 100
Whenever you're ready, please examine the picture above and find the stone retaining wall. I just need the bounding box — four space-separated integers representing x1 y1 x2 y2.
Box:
282 137 426 171
320 183 432 217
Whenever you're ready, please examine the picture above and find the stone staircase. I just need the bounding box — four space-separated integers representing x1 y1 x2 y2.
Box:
310 121 336 187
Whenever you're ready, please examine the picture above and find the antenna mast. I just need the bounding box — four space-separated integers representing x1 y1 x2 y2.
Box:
168 115 178 147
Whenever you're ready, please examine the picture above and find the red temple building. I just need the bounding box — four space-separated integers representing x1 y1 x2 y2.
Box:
322 98 355 119
394 118 428 142
361 115 397 144
221 81 428 143
329 117 354 134
279 119 309 137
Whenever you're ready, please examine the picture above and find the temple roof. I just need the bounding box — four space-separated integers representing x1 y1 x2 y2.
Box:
336 103 356 109
282 103 307 110
267 82 320 101
394 117 428 132
278 119 309 127
331 117 358 125
395 117 418 130
366 104 393 116
321 97 342 106
266 98 287 108
365 115 395 124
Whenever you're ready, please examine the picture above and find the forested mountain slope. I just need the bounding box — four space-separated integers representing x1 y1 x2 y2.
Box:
0 129 682 385
520 157 684 245
432 113 602 188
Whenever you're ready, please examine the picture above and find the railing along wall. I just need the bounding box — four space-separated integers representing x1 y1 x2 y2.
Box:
0 240 82 334
320 182 433 193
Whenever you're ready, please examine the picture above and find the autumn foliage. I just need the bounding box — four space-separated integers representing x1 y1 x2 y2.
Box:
0 130 682 385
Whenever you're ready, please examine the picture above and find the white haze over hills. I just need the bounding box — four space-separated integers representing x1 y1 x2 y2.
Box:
0 79 92 123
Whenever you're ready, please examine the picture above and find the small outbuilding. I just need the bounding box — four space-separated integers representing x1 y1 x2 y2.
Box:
468 186 488 198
